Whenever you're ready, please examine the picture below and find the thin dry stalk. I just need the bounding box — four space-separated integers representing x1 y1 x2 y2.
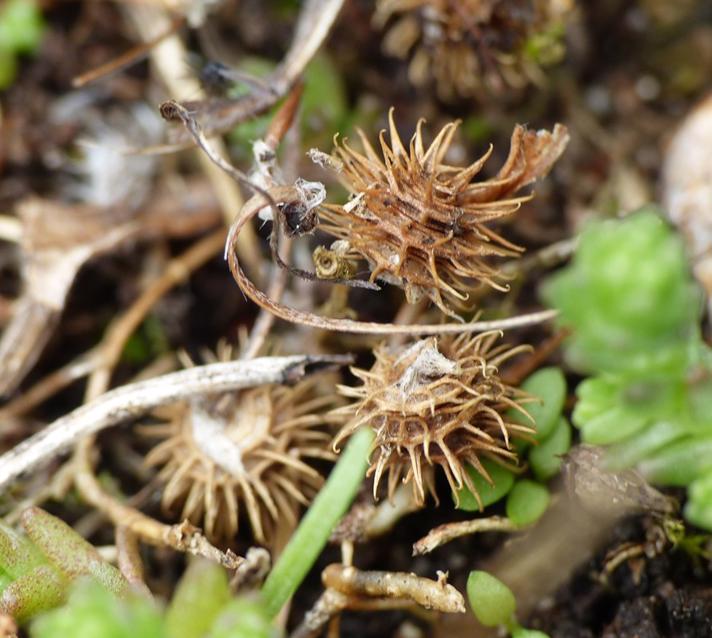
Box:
115 526 152 597
412 515 518 556
85 227 227 400
0 355 351 492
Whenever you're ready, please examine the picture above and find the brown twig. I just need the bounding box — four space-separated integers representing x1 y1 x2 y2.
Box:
72 16 183 87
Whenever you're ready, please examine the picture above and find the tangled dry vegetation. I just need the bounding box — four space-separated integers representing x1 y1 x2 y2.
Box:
1 0 711 636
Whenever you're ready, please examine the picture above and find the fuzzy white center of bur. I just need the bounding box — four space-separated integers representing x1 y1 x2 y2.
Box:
295 178 326 211
191 402 246 476
395 339 458 398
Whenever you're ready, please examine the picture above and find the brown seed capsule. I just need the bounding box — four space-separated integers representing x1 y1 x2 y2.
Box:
317 109 568 319
332 331 534 506
375 0 573 100
141 365 337 544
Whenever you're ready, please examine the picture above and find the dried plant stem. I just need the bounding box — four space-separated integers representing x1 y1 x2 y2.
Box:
85 227 226 401
226 188 557 335
0 350 99 420
0 355 350 492
121 2 262 276
115 526 151 597
74 454 242 569
412 516 519 556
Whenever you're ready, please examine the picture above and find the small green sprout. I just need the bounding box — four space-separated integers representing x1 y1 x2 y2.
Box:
529 417 572 481
467 570 550 638
0 0 45 89
512 367 567 444
30 580 164 638
164 560 231 638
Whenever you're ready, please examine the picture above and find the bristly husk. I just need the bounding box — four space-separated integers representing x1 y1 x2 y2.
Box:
332 330 536 507
317 109 569 318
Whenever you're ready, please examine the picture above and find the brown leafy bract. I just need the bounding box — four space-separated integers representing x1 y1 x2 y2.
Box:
332 330 534 506
317 111 569 318
375 0 573 100
142 371 338 544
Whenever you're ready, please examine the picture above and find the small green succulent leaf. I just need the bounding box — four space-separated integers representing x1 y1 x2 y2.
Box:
1 565 66 624
208 596 275 638
466 570 516 628
529 417 571 481
165 560 231 638
512 627 552 638
638 435 712 486
684 472 712 531
0 520 46 579
510 367 566 445
506 480 550 528
455 460 516 511
30 579 164 638
20 507 129 596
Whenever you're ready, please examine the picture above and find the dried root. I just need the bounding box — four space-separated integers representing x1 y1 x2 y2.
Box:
333 331 534 506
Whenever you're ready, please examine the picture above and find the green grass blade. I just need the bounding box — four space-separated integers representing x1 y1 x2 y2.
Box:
261 426 373 618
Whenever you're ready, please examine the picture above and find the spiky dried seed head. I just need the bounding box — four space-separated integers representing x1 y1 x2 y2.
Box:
375 0 573 100
316 110 568 318
141 361 337 544
332 331 535 507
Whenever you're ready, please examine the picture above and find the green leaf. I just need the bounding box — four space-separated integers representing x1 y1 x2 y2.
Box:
0 0 45 55
512 367 566 442
0 520 46 579
512 628 552 638
165 560 231 638
1 565 66 624
684 472 712 530
208 597 274 638
261 426 374 618
542 208 702 374
506 480 550 528
30 579 164 638
529 417 571 481
466 570 516 628
638 435 712 485
455 459 515 511
21 508 129 596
